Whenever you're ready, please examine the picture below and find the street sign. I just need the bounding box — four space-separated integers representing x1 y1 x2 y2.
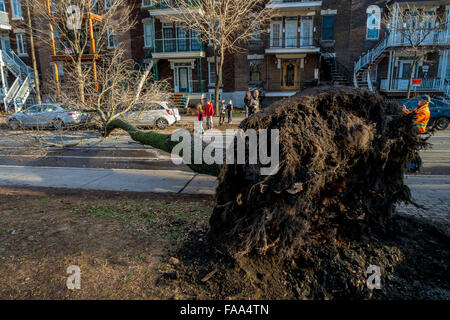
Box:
412 79 422 86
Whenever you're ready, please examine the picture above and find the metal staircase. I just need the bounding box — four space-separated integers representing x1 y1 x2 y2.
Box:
0 49 35 112
353 34 389 92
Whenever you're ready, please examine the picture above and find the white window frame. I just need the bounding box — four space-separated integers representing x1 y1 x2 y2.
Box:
105 0 113 10
16 33 26 56
366 5 381 40
107 27 118 49
143 22 153 48
12 0 23 19
0 1 6 12
270 20 282 48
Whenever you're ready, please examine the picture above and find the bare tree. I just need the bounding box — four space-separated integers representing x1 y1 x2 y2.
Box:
160 0 276 112
383 4 445 98
17 0 170 145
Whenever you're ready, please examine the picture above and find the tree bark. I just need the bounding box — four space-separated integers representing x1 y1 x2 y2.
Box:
105 119 221 177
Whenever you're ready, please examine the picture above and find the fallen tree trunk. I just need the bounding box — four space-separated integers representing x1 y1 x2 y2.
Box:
104 118 221 177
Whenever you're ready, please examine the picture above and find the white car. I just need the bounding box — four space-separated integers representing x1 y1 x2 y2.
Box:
122 101 181 129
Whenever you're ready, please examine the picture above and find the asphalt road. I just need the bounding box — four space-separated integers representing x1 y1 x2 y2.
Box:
0 128 449 175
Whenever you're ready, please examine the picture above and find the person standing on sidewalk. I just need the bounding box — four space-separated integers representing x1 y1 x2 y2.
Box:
227 99 233 124
244 91 252 118
205 99 214 129
197 103 204 134
249 90 260 116
219 99 227 126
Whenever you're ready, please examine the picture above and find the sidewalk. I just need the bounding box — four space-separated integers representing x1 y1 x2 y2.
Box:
0 165 448 235
0 165 217 195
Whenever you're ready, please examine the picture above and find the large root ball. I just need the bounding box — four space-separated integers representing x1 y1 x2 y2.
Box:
209 87 426 258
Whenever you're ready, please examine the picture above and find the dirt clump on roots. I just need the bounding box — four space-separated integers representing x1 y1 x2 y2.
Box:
158 88 448 299
210 87 426 258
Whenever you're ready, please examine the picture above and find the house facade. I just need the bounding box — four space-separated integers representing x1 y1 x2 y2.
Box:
349 0 450 98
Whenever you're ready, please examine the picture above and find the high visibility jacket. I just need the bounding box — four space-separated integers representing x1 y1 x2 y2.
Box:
404 103 430 135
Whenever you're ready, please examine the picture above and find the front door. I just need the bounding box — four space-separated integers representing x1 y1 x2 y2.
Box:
285 19 297 48
398 60 413 90
281 61 300 90
178 67 189 93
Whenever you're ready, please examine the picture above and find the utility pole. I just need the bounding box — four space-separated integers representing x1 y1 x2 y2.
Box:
26 1 41 104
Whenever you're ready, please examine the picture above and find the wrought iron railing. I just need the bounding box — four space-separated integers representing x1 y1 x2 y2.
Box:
153 37 204 53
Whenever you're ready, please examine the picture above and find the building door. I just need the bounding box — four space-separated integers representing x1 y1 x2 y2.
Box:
300 16 313 47
281 61 300 90
398 60 413 90
285 18 297 48
178 67 189 93
163 26 175 52
270 21 282 48
177 25 187 52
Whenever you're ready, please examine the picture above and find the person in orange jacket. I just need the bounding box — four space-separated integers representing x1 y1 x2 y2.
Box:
204 99 214 130
401 94 431 136
401 95 431 173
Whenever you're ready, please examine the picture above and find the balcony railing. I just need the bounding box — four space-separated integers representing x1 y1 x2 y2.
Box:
355 29 450 74
142 0 202 9
380 77 444 92
267 36 314 49
154 37 204 53
191 80 207 93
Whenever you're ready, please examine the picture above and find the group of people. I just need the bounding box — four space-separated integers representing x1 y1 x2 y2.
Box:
196 90 262 134
196 99 233 134
243 90 261 117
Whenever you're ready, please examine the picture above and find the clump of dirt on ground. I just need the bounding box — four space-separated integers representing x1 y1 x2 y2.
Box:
210 87 427 258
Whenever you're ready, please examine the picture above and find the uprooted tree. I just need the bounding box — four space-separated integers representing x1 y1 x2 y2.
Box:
106 87 427 259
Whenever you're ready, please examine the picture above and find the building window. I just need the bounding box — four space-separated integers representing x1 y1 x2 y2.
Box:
0 1 5 12
322 15 334 40
249 60 262 82
366 5 381 40
208 62 216 85
107 27 118 48
143 22 153 48
105 0 114 10
12 0 22 18
16 33 26 55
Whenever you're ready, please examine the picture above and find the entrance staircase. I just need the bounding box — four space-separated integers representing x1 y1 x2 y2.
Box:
0 49 35 112
170 92 189 109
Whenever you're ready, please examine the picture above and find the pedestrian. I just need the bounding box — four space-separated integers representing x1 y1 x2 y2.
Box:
197 103 204 135
244 91 252 118
250 90 260 115
219 99 227 126
227 99 233 124
204 99 214 129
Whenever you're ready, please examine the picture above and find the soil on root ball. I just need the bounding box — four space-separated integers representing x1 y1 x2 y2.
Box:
163 215 449 300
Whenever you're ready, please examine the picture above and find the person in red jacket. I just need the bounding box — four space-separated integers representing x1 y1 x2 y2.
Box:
204 99 214 130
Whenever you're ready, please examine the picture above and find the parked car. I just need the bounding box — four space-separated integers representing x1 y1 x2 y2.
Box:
396 98 450 130
122 101 181 129
6 103 89 130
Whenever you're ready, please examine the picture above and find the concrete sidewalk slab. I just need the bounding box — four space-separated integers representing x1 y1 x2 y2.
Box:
0 165 217 194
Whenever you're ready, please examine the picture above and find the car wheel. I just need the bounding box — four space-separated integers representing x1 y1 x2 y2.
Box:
434 117 449 130
156 118 169 129
52 118 65 130
8 119 21 130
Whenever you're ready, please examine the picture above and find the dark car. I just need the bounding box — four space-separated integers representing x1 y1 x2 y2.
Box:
396 98 450 130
